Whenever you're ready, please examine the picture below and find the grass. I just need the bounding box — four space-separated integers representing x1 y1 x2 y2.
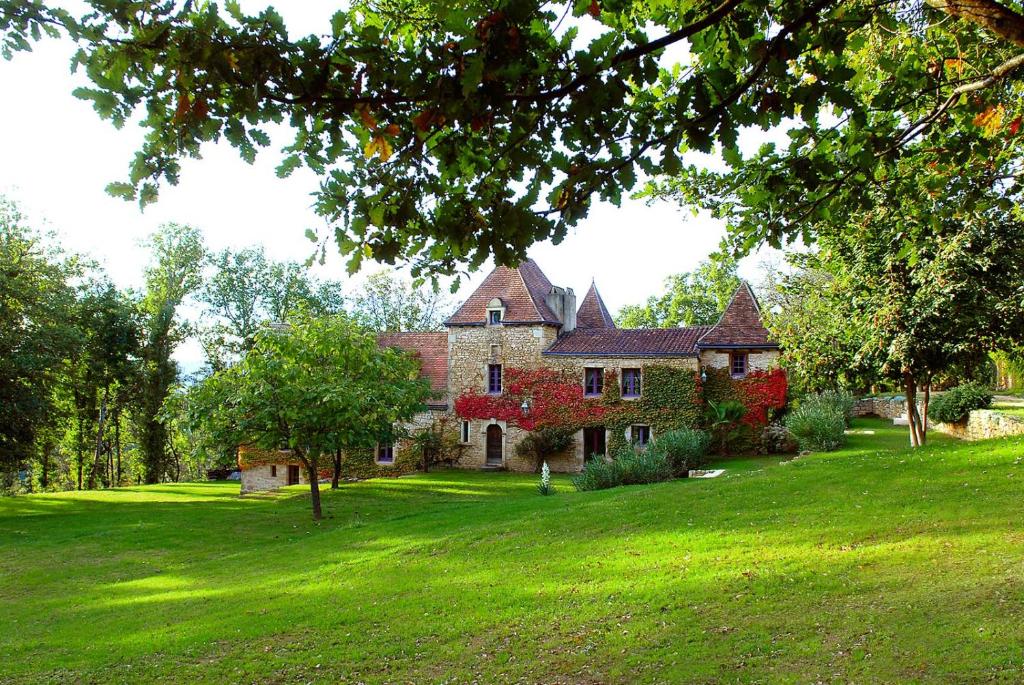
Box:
991 401 1024 419
2 419 1024 683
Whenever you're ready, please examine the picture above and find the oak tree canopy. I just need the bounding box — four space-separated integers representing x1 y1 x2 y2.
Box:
3 1 1023 276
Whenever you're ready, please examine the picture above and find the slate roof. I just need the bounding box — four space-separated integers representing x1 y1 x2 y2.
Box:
696 282 778 348
377 332 449 401
446 259 562 326
544 327 712 357
576 281 616 329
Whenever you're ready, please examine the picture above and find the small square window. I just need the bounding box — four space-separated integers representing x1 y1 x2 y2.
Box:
622 368 641 398
584 368 604 397
488 309 502 325
488 364 502 394
631 425 651 447
270 465 277 477
461 421 470 443
730 352 748 378
376 442 394 464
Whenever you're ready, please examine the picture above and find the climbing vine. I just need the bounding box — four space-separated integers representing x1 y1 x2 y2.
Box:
454 364 786 456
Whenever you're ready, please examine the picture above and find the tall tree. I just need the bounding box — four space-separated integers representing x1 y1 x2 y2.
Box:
187 314 431 519
768 178 1024 446
4 1 1024 275
199 246 345 371
616 254 741 328
137 223 205 483
0 198 78 488
350 269 452 332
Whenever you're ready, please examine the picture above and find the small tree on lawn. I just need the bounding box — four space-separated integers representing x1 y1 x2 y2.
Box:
188 313 430 519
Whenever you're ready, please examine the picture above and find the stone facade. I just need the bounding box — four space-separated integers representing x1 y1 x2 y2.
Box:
700 349 780 373
240 459 309 494
239 259 783 489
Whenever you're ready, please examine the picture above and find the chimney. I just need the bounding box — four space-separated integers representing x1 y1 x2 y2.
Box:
545 286 576 333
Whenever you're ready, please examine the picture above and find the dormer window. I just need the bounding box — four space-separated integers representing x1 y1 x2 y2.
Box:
486 298 505 325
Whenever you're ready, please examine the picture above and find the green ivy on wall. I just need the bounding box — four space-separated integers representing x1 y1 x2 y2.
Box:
599 366 704 455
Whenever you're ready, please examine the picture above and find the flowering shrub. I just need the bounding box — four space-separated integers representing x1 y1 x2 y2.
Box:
537 461 554 496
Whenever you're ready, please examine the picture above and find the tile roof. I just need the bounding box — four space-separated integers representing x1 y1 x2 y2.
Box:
697 282 778 348
543 326 712 357
446 259 562 325
377 332 449 399
576 281 616 329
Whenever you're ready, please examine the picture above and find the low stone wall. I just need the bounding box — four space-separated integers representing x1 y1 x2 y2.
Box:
853 397 909 419
933 409 1024 441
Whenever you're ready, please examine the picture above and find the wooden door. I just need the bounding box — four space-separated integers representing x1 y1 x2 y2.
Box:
485 425 503 466
287 464 300 485
582 427 606 461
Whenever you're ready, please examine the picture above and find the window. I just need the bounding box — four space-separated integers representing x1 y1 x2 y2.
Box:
488 309 502 325
583 427 606 460
621 368 642 398
730 352 748 378
461 420 470 443
270 465 277 477
584 368 604 397
488 364 502 394
376 442 395 464
630 425 651 447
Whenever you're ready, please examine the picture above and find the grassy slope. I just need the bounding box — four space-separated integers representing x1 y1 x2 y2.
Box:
2 419 1023 684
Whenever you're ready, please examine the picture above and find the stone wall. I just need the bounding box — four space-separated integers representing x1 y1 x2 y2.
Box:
933 410 1024 441
852 397 909 419
699 349 780 371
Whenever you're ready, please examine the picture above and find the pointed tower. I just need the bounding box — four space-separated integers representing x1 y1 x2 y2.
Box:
575 281 616 329
696 282 775 348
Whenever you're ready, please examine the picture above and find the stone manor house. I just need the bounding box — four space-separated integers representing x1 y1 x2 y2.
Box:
240 259 779 493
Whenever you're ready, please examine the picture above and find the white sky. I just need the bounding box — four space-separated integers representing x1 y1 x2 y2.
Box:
0 3 781 370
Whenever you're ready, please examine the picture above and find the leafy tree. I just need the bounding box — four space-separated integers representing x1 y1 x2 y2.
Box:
616 254 740 328
187 314 431 519
137 223 206 483
199 246 344 371
0 198 78 487
6 1 1024 276
770 181 1024 446
66 281 140 489
350 269 451 332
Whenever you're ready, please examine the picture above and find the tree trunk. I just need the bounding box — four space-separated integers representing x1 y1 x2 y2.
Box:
40 440 50 489
301 452 323 520
921 379 932 446
332 449 341 489
115 413 122 486
76 414 85 490
904 373 922 448
88 387 109 489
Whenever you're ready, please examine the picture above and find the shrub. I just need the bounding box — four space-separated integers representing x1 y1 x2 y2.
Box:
799 389 855 425
706 399 748 454
515 426 575 473
759 422 798 454
784 404 846 452
928 382 993 424
649 428 711 475
572 446 672 491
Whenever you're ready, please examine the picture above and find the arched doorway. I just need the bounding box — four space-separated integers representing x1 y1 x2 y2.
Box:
485 424 503 466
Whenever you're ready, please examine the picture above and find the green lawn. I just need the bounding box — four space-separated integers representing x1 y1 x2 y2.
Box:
3 419 1024 683
992 401 1024 418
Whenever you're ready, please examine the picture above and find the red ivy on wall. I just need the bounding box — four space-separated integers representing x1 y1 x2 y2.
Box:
454 367 607 431
736 369 788 426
